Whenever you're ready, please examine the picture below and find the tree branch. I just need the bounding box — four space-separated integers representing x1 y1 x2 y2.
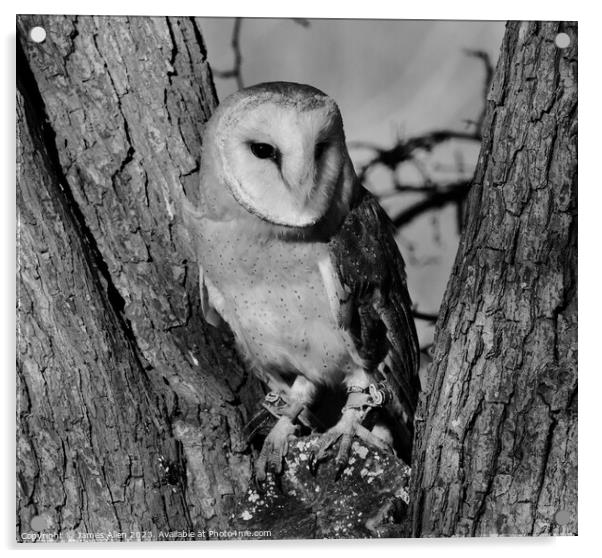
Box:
352 129 480 183
463 48 494 136
412 310 439 323
390 180 472 229
212 17 244 89
213 18 311 91
349 48 494 234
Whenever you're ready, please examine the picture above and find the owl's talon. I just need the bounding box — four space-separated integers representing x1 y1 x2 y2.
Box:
252 472 267 493
333 432 354 480
310 431 343 473
255 416 296 481
337 432 353 463
309 435 344 475
334 460 347 482
308 408 368 479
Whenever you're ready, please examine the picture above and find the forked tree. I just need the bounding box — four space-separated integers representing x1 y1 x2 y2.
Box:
16 17 576 538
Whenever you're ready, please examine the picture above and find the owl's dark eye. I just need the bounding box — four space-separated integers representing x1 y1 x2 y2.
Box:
250 142 277 160
315 142 328 160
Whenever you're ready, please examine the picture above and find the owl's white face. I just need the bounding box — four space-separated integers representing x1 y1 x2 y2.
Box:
211 86 350 228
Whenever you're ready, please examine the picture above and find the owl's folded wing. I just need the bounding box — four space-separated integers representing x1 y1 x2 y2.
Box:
326 187 420 463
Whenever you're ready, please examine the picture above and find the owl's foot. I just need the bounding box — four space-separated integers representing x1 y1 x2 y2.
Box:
309 408 365 478
255 416 298 482
309 384 392 479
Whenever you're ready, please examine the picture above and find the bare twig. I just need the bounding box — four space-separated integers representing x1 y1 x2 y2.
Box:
464 48 494 136
412 310 439 323
213 18 244 89
213 18 311 91
353 129 480 183
378 184 436 199
390 180 472 229
350 49 493 235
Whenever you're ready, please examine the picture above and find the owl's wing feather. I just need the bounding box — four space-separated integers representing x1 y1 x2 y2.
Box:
199 264 226 328
328 187 420 462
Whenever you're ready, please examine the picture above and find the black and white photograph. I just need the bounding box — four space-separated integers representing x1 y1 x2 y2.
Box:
15 10 578 544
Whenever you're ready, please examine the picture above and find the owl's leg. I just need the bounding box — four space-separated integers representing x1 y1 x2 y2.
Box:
255 376 317 482
310 369 391 477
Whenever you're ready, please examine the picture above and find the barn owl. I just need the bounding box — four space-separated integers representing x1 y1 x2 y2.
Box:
186 82 419 480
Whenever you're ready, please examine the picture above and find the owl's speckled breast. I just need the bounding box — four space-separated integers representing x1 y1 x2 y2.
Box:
199 221 356 387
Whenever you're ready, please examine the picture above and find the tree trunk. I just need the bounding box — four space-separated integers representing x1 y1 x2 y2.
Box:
407 21 577 536
17 15 266 541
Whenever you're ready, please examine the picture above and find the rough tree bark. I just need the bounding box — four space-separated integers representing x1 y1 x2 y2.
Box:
16 15 410 541
407 21 577 536
17 15 268 540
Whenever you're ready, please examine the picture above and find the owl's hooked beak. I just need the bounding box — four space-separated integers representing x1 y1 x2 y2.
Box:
281 146 317 204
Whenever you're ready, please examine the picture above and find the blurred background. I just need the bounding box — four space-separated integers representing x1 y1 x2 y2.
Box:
197 18 506 353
